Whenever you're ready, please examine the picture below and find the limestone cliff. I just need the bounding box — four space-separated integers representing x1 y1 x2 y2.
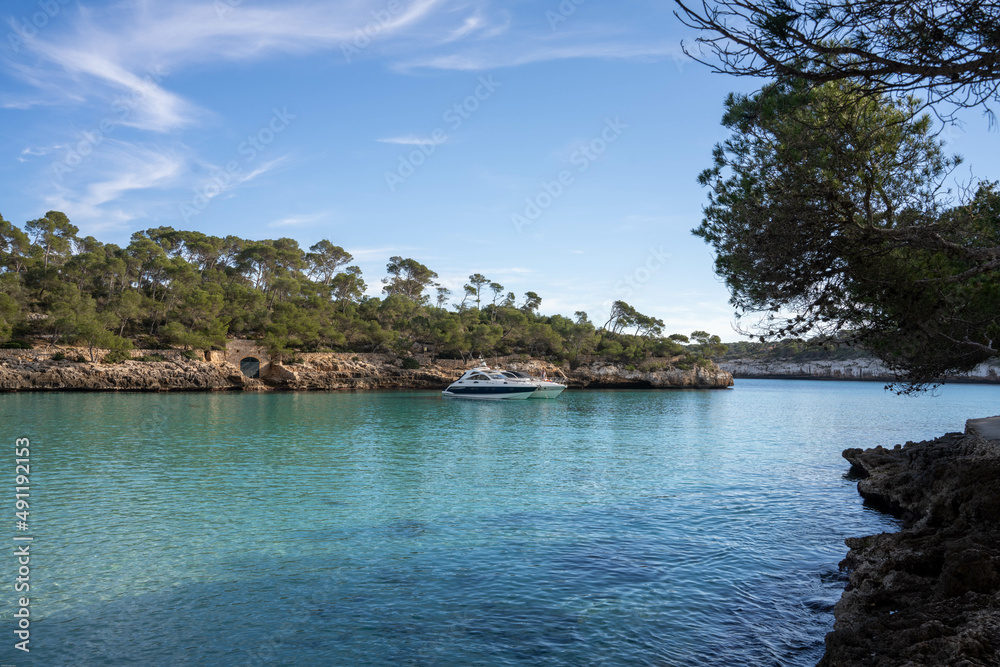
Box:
0 349 733 392
0 357 244 392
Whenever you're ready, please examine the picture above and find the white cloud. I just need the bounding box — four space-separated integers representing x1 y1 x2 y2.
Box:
346 246 417 260
43 141 187 230
240 155 294 185
396 41 686 72
18 144 66 161
377 135 447 146
6 1 685 128
268 212 328 228
5 1 455 131
3 0 692 218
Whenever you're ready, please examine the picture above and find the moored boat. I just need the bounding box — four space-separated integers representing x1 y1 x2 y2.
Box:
441 364 537 400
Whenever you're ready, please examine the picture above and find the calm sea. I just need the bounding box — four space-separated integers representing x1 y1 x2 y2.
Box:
2 379 997 665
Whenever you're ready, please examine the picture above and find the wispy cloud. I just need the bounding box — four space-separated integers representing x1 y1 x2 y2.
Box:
268 212 328 228
241 155 294 184
18 145 65 162
3 0 689 219
4 1 455 131
43 141 187 230
6 1 683 125
347 246 418 260
376 135 447 146
397 41 686 72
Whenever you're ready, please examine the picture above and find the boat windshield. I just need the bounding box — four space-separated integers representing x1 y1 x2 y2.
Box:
488 374 507 380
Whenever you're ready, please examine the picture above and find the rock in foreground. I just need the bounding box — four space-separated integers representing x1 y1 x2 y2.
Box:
822 424 1000 666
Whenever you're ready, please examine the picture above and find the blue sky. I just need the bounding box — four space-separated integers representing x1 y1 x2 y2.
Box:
2 0 998 339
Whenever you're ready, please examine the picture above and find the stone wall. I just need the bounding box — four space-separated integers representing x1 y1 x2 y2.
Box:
221 339 270 367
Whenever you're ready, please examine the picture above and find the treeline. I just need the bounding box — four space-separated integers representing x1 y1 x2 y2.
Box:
0 211 726 366
720 337 870 363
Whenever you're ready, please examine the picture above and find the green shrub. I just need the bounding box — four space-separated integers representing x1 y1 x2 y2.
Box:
136 336 169 350
351 356 360 362
51 352 66 361
74 355 87 363
181 349 201 360
401 357 420 369
138 354 166 362
0 340 31 349
103 349 132 364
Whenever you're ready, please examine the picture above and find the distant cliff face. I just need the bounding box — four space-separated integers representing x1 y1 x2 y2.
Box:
720 358 1000 383
0 349 733 392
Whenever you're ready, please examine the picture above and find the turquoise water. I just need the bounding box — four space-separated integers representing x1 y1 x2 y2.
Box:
2 379 997 665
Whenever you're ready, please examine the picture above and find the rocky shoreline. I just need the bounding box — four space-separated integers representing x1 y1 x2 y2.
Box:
0 351 734 392
821 419 1000 665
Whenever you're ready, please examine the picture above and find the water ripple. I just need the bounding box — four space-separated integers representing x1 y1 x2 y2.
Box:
3 381 996 665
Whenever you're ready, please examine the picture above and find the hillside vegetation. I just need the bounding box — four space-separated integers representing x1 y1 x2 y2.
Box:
0 214 725 368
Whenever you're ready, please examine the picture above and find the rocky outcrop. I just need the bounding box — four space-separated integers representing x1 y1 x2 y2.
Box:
822 420 1000 665
720 358 1000 383
0 350 733 392
565 360 733 389
255 356 732 391
0 357 245 392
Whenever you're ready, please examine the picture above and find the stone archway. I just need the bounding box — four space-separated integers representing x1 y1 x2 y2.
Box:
240 357 261 379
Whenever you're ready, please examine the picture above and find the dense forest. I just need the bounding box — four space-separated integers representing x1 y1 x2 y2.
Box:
0 211 727 367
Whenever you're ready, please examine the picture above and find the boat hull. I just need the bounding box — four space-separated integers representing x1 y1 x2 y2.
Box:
528 384 566 399
442 385 536 400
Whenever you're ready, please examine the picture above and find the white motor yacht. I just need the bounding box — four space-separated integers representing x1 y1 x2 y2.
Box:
442 364 537 400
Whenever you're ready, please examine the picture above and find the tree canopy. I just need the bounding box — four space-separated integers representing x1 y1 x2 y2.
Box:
694 77 1000 388
0 216 725 369
674 0 1000 115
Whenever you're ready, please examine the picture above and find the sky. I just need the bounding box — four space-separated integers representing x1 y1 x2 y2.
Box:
2 0 998 340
